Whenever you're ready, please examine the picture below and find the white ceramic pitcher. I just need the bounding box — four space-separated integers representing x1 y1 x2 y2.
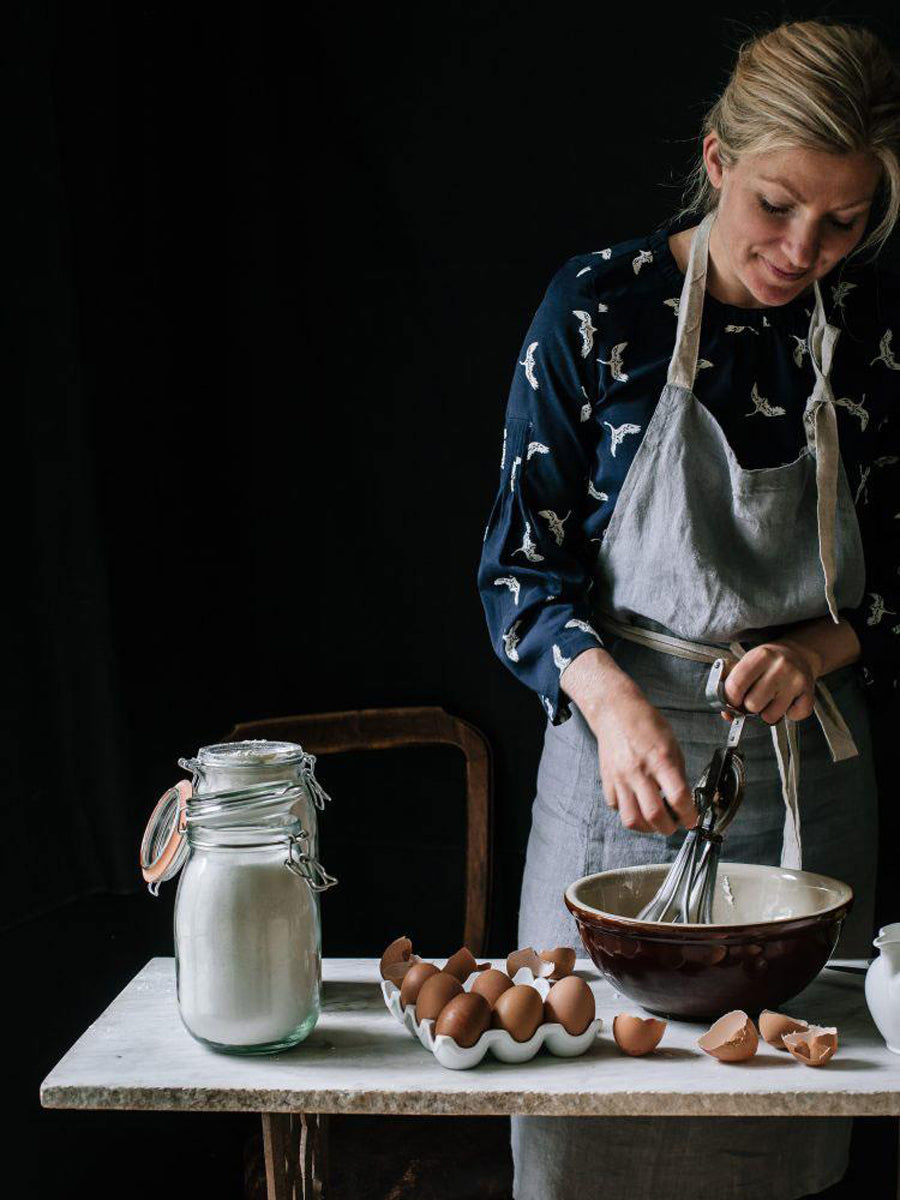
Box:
865 922 900 1054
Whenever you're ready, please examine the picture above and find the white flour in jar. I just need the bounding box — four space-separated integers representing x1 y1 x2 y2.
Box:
175 842 320 1047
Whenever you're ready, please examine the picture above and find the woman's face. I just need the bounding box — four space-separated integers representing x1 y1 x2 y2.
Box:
703 134 882 307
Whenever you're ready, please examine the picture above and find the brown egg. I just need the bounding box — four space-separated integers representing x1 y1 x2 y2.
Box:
782 1025 839 1067
434 992 492 1048
414 971 464 1022
697 1010 759 1062
399 961 440 1010
758 1010 810 1050
543 976 596 1036
492 984 544 1042
612 1014 667 1056
470 968 514 1008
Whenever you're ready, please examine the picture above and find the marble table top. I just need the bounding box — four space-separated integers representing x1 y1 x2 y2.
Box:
40 957 900 1117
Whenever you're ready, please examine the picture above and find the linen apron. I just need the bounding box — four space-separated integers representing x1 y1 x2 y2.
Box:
512 209 878 1200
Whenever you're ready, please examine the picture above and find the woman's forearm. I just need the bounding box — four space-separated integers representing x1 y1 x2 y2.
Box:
776 615 862 679
559 647 639 727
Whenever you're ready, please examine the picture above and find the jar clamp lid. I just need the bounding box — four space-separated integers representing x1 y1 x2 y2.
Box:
140 777 338 895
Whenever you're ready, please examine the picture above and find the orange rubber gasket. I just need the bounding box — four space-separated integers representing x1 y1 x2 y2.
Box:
140 779 192 884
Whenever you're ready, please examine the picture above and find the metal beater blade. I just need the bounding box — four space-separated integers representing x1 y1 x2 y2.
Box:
636 658 751 924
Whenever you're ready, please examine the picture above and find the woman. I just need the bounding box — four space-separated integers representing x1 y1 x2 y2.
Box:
477 18 900 1200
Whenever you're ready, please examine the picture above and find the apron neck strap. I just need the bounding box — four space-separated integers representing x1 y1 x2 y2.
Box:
667 208 716 391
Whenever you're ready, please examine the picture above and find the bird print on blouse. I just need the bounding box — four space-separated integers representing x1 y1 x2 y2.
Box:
503 619 523 661
552 644 572 674
509 455 522 492
519 341 540 388
832 282 857 315
834 394 869 430
871 330 900 370
791 336 809 368
539 509 571 545
725 324 761 335
493 576 521 605
632 250 653 275
597 343 629 381
867 594 897 625
478 222 900 727
573 311 598 357
564 618 601 640
746 383 786 418
512 522 544 562
855 465 871 506
604 421 642 454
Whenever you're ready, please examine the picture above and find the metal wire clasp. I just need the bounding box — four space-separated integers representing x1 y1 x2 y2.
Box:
284 833 339 893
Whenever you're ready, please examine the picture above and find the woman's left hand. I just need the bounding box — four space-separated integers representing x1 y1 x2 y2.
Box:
721 639 819 724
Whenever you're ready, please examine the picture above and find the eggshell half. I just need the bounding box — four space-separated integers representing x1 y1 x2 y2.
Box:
612 1014 667 1056
543 976 596 1036
539 947 577 981
782 1025 838 1067
444 947 490 983
492 984 544 1042
697 1010 759 1062
470 968 514 1008
379 935 422 983
507 947 554 979
399 961 440 1010
415 971 464 1022
758 1010 810 1050
434 992 492 1048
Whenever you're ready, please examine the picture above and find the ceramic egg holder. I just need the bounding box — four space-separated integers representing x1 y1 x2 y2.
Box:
381 966 603 1070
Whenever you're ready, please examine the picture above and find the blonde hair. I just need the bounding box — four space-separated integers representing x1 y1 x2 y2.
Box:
669 17 900 268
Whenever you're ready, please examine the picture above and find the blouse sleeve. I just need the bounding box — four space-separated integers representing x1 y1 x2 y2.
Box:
476 257 607 725
839 404 900 706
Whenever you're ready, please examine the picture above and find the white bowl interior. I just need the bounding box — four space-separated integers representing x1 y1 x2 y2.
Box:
567 862 852 927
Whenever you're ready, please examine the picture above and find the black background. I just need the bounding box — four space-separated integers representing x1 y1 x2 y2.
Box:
10 2 900 1196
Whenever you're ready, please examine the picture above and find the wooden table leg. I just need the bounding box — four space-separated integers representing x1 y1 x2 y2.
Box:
261 1112 329 1199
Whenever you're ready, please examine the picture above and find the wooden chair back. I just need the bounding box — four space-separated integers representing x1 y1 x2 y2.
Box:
221 705 492 954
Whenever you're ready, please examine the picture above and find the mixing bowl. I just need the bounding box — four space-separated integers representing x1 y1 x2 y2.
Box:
565 863 852 1021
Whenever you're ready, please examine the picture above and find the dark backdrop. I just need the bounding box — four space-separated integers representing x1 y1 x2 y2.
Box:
9 3 900 1196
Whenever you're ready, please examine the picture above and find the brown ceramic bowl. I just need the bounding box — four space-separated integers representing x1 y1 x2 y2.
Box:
565 863 852 1021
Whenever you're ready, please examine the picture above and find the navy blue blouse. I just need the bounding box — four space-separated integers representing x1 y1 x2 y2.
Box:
477 218 900 724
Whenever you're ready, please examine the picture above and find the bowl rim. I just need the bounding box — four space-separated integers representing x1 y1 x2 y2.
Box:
564 862 854 935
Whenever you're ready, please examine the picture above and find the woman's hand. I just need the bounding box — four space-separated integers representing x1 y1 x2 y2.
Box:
560 648 696 835
722 639 818 724
588 676 698 836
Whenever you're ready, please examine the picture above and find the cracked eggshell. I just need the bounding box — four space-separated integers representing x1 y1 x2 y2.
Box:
434 991 492 1048
697 1010 759 1062
782 1025 838 1067
758 1010 810 1050
469 968 514 1008
379 936 422 984
444 947 491 983
415 971 464 1023
539 947 577 981
612 1014 667 1056
543 976 596 1037
399 961 440 1010
507 947 555 979
492 983 545 1042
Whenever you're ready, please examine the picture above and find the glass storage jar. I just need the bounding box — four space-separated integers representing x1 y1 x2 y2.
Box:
140 741 337 1054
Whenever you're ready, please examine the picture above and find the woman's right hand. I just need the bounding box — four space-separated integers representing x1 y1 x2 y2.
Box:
560 648 697 835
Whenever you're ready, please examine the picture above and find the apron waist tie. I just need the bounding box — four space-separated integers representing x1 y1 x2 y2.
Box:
595 614 860 871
